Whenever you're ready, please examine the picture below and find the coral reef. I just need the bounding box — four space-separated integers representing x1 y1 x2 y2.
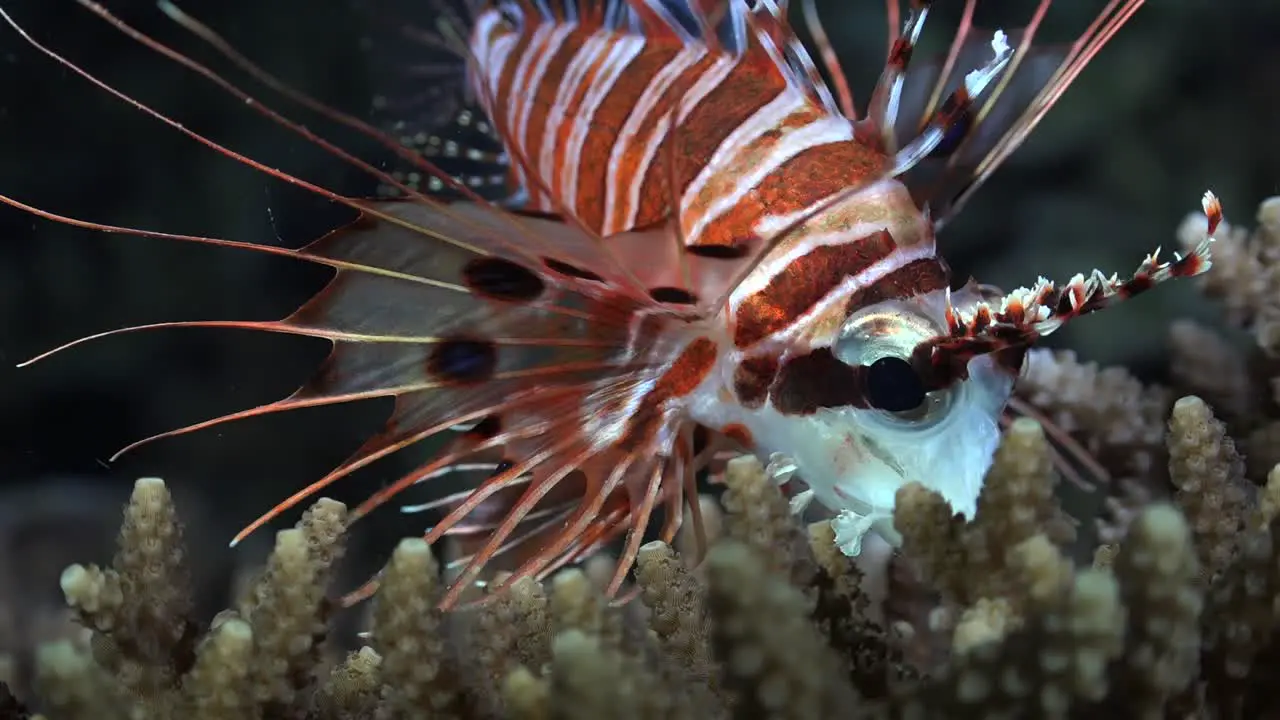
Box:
7 198 1280 719
0 406 1275 719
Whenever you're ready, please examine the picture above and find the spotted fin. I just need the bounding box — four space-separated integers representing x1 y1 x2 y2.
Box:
348 0 521 201
352 0 482 129
375 106 515 201
4 1 714 609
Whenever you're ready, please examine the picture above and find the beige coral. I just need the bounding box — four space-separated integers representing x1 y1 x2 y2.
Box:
1177 195 1280 353
1017 348 1172 480
19 359 1280 719
894 417 1067 610
1167 396 1251 581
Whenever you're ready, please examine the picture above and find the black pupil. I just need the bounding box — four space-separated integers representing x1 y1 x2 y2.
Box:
866 356 927 413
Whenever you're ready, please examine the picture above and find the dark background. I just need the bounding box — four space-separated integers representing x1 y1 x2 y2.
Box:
0 0 1272 620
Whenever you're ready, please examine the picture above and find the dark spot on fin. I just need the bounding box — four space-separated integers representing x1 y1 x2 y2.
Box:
686 242 750 260
428 337 498 384
543 257 604 282
513 209 565 222
463 257 546 302
468 415 503 440
931 105 973 158
649 287 698 304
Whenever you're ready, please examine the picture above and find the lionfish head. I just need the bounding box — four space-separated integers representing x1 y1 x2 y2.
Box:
801 193 1220 557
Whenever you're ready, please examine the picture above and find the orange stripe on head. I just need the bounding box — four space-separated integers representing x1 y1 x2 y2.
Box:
520 28 595 206
844 257 950 314
676 105 822 238
668 59 787 193
634 55 785 228
683 130 890 250
493 28 539 129
733 230 897 348
624 51 719 229
656 336 718 398
548 46 614 203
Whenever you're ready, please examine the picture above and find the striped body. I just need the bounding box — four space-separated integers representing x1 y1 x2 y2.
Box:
471 9 904 240
5 0 1172 607
466 5 976 527
469 6 947 365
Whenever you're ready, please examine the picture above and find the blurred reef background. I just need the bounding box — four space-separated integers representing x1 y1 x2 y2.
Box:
0 0 1275 706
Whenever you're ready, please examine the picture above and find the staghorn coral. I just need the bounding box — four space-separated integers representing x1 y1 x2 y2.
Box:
10 196 1280 719
1166 396 1252 582
895 417 1071 610
3 401 1280 719
1016 346 1173 481
1177 196 1280 352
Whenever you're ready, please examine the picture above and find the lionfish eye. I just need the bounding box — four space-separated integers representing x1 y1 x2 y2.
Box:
835 304 953 426
865 356 926 412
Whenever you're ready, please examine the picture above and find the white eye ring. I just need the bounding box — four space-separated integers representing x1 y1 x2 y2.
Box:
869 384 954 429
835 303 954 428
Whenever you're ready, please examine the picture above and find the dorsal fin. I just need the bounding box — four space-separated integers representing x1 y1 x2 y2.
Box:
742 0 840 113
865 0 1146 229
624 0 701 41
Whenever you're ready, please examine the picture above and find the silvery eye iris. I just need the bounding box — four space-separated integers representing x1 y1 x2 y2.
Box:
865 356 926 412
835 304 953 426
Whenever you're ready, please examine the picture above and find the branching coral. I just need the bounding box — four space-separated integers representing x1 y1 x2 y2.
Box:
1177 197 1280 351
895 418 1070 610
10 197 1280 719
1 398 1277 719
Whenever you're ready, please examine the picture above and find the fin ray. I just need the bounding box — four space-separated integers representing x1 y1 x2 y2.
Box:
4 2 709 611
882 0 1145 227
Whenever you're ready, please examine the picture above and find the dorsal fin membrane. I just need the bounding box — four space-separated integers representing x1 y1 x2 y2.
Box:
624 0 699 41
621 0 756 50
745 0 789 48
743 0 839 113
877 0 1146 228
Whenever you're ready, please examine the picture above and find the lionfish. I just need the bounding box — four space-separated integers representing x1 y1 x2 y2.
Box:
2 0 1218 608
